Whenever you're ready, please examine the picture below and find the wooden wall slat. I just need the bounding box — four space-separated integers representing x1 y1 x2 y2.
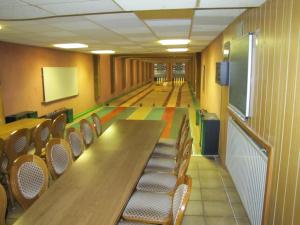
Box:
200 0 300 224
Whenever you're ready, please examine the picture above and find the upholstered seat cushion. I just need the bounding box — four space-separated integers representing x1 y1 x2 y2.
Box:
152 146 177 159
157 138 176 147
144 158 176 173
118 221 151 225
137 172 177 193
123 191 172 223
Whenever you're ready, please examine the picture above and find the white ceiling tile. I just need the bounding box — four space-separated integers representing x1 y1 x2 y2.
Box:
198 0 265 8
107 41 135 45
192 25 227 32
51 20 101 30
195 9 245 17
0 4 53 19
191 35 215 41
155 32 189 39
117 27 151 34
127 36 157 42
45 31 78 38
192 31 221 36
140 42 159 46
87 13 153 36
194 16 235 25
0 0 26 6
121 46 144 50
114 0 197 11
145 19 191 27
39 0 122 15
151 25 190 33
87 13 149 30
22 0 86 4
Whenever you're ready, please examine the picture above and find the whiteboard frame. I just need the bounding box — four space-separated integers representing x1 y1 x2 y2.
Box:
42 67 79 104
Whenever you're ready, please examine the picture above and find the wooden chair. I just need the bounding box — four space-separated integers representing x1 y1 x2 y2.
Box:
152 120 189 159
0 183 7 225
136 139 193 195
91 113 102 137
157 114 187 148
80 119 94 147
145 136 192 174
33 119 52 157
0 139 14 210
9 155 49 209
136 159 190 195
66 127 84 159
121 176 192 225
51 114 66 138
5 128 31 170
4 129 31 209
45 138 73 179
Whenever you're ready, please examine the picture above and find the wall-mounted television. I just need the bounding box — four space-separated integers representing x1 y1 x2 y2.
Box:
229 33 255 120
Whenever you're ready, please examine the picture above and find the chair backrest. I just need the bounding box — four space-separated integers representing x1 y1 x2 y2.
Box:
0 139 8 174
5 128 30 170
177 126 190 159
9 155 49 209
177 159 189 181
172 176 192 225
66 127 84 159
33 119 52 156
80 119 94 147
51 114 66 138
45 138 73 179
176 114 187 148
181 138 193 162
0 183 7 225
91 113 102 137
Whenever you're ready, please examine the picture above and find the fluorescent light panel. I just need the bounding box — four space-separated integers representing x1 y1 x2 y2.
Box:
167 48 188 52
159 39 190 45
114 0 197 11
53 43 88 49
91 50 115 54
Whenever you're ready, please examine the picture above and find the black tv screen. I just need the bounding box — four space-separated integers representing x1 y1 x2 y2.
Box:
229 33 255 120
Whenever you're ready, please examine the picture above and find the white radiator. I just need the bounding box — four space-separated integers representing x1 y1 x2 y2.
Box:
226 118 268 225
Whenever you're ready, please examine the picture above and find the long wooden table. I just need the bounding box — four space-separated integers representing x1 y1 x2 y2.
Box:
14 120 165 225
0 118 47 140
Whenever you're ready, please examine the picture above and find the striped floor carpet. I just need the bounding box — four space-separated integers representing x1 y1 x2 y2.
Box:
69 82 201 154
72 106 187 140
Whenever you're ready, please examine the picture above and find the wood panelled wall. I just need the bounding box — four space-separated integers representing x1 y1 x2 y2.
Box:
98 56 153 103
200 0 300 224
0 41 96 117
0 41 154 117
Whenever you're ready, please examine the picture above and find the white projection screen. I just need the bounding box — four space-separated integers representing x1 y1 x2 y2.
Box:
42 67 78 103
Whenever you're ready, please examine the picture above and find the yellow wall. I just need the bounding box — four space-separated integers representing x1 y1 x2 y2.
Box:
200 0 300 224
0 42 153 118
0 41 96 116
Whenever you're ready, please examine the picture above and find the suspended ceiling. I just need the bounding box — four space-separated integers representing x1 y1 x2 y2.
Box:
0 0 265 54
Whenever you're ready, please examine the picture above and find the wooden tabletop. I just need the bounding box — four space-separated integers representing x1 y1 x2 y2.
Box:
0 118 47 140
14 120 165 225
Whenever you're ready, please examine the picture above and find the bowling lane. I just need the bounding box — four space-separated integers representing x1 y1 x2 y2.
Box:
133 84 172 107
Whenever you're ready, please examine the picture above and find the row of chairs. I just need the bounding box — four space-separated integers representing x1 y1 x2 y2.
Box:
0 112 103 224
119 115 193 225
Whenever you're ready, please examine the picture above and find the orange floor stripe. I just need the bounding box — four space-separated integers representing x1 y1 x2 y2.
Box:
161 107 176 138
100 107 126 124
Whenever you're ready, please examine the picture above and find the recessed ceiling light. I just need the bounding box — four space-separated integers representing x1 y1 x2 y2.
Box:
0 25 2 30
159 39 190 45
91 50 116 54
167 48 188 52
53 43 88 49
